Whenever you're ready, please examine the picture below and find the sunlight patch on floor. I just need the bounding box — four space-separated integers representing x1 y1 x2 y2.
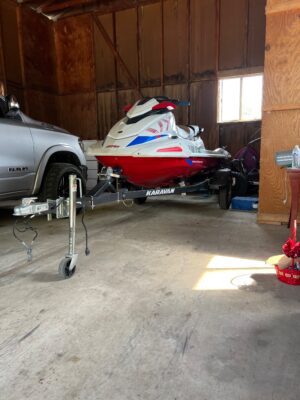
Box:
193 255 274 290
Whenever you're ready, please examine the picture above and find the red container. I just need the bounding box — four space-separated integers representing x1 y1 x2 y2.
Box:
275 264 300 285
275 219 300 285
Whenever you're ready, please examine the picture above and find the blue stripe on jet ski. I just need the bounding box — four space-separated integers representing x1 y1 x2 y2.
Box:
185 159 193 166
127 135 167 147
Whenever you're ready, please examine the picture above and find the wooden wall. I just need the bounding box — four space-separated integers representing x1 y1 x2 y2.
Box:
53 0 266 152
258 0 300 224
0 0 24 105
0 1 59 125
0 0 266 156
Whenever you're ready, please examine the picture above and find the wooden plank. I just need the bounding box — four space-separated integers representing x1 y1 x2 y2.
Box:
247 0 266 67
0 0 22 85
164 84 188 125
163 0 188 84
257 213 289 225
58 0 161 20
259 110 300 221
25 89 59 125
219 121 261 158
21 7 57 92
266 0 300 15
93 13 115 90
55 14 94 94
139 3 162 86
219 0 248 70
43 0 92 13
93 13 140 93
115 8 138 89
117 88 140 118
190 0 217 79
264 11 300 109
190 80 218 149
97 91 118 139
140 86 161 97
264 104 300 112
59 91 97 139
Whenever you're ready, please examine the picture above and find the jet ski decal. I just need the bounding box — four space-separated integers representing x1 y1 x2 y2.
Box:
127 134 167 147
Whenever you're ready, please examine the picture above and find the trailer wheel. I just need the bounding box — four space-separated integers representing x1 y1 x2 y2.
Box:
218 182 232 210
58 258 76 279
134 197 147 205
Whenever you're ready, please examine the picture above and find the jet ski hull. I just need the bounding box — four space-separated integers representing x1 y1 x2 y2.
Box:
96 155 219 187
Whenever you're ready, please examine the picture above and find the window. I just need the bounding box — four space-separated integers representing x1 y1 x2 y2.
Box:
218 74 263 123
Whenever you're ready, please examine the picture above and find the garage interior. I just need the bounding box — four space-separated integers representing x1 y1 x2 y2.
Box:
1 0 300 399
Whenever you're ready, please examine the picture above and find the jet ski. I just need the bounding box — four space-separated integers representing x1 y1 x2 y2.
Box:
87 96 230 188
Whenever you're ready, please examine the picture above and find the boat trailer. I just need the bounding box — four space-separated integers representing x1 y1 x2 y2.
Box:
13 168 231 278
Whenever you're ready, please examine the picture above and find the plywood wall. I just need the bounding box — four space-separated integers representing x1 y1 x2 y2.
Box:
258 1 300 224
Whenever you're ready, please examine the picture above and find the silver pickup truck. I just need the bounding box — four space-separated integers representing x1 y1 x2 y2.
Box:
0 95 87 204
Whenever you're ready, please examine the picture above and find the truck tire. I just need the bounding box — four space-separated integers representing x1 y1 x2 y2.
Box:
40 163 86 201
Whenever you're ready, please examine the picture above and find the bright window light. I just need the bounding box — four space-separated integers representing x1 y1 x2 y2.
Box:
218 74 263 123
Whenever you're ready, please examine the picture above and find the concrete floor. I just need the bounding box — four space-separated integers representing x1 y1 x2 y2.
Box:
0 196 299 400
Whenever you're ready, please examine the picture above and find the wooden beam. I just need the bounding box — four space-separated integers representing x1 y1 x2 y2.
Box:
56 0 160 20
92 13 142 97
43 0 92 13
35 0 57 13
266 0 300 15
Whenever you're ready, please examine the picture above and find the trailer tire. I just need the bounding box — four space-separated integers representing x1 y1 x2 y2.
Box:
218 182 232 210
232 172 248 196
40 162 86 201
134 197 147 205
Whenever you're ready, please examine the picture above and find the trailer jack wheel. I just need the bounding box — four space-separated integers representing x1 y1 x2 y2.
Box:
58 257 76 279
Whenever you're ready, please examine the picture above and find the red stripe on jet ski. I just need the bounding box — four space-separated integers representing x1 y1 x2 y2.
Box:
147 128 159 134
156 147 183 152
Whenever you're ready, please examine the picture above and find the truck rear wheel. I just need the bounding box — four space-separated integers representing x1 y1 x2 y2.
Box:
40 163 86 201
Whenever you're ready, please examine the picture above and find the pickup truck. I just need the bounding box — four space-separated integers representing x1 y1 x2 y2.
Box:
0 95 87 204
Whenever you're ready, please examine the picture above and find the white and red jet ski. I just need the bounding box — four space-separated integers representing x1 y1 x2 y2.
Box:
87 96 230 188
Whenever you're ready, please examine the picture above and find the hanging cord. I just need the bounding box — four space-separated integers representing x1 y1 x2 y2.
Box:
81 207 90 256
283 172 288 205
13 216 38 262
